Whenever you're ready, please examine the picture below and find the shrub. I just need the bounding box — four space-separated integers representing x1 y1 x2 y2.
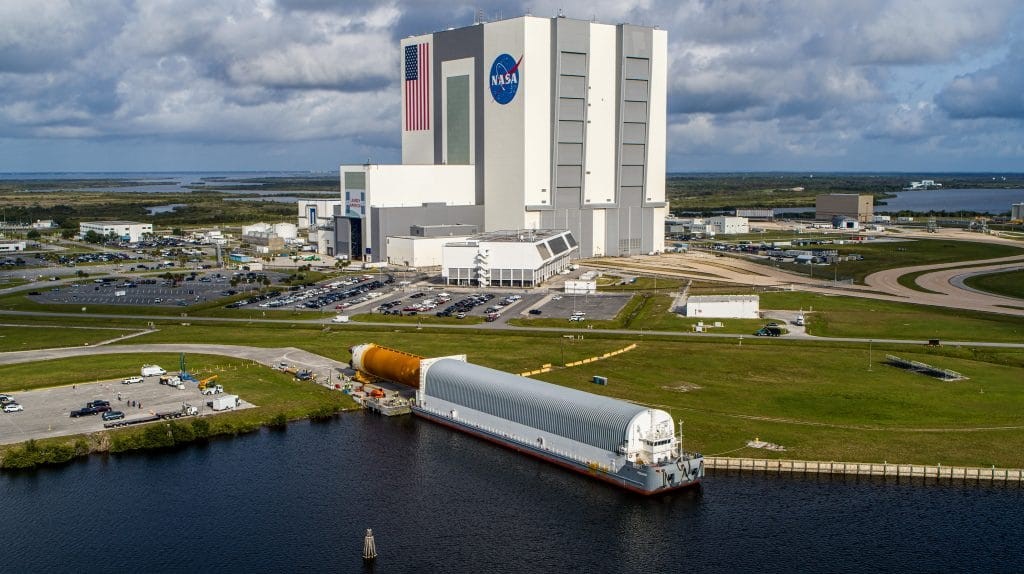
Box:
191 418 211 439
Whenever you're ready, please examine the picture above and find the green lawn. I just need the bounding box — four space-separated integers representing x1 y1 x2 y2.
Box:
1 318 1024 467
510 294 787 334
597 275 685 292
964 269 1024 300
0 325 145 351
760 291 1024 342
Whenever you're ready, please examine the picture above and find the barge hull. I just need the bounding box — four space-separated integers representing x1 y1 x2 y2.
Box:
413 407 701 495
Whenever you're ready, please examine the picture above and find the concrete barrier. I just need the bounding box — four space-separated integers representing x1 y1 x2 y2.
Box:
705 457 1024 483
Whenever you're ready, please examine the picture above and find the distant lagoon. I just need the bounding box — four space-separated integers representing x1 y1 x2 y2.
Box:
772 187 1024 216
875 188 1024 214
0 171 338 199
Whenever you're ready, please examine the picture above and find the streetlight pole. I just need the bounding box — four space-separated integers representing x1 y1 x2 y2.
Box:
868 339 873 371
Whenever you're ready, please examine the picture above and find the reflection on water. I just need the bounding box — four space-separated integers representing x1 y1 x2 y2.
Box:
3 414 1021 573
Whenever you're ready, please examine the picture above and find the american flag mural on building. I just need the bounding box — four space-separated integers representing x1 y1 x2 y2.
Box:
404 43 430 131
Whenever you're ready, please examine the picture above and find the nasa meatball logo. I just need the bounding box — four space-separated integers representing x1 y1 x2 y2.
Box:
489 53 522 105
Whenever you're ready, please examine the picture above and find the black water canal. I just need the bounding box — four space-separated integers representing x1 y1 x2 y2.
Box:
3 414 1022 573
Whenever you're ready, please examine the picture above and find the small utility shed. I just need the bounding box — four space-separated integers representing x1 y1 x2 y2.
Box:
684 295 759 319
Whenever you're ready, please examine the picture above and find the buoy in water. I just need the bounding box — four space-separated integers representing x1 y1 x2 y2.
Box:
363 528 377 561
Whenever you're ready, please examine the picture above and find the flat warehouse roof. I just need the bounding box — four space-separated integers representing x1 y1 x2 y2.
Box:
80 221 149 226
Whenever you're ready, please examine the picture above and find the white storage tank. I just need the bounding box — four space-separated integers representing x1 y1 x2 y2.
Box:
273 223 298 240
242 222 272 235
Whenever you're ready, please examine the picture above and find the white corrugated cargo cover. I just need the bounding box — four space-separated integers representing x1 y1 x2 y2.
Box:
423 358 652 452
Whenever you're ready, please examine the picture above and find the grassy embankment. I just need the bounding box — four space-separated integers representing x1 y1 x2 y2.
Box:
0 352 357 469
1 318 1023 467
0 325 148 351
508 294 780 335
759 291 1024 342
122 322 1024 467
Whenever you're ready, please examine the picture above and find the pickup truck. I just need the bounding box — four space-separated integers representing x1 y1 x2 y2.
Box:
122 376 144 385
70 405 111 417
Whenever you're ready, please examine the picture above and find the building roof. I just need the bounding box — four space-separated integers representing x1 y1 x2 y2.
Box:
687 295 759 304
423 359 650 452
470 229 569 243
80 221 150 226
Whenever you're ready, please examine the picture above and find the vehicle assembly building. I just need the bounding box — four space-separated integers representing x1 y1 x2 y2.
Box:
335 14 668 265
350 343 703 494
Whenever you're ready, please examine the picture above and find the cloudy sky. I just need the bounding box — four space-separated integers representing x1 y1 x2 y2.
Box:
1 0 1022 173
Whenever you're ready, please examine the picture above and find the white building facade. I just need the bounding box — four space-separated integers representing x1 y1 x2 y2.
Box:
79 221 152 243
338 15 667 263
442 229 578 287
386 235 470 268
298 199 343 230
708 216 749 235
684 295 760 319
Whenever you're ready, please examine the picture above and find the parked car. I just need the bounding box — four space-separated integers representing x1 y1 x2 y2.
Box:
87 400 110 408
3 403 24 413
0 394 13 404
528 309 542 315
102 410 125 421
70 405 110 417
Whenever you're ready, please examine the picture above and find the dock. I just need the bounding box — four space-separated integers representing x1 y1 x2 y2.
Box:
705 457 1024 483
364 396 412 416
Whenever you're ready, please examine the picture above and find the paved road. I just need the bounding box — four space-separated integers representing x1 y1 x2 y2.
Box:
929 264 1024 301
862 254 1024 310
0 344 350 380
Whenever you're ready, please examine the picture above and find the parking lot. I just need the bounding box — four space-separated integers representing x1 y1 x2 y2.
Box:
29 275 234 307
538 293 632 321
0 377 252 445
233 274 394 311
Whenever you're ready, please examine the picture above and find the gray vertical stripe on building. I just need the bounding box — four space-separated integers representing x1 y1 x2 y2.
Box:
432 25 485 203
446 75 471 165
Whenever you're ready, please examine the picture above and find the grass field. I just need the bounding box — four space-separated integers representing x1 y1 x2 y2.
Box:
759 291 1024 342
597 275 685 292
963 269 1024 300
1 318 1023 467
0 325 147 350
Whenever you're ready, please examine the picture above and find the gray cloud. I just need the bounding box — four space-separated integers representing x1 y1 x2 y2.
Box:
935 46 1024 120
0 0 1022 172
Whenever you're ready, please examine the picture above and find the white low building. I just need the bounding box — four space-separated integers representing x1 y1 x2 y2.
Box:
564 280 597 294
442 229 578 288
79 221 153 243
708 216 749 235
0 240 27 252
684 295 759 319
386 235 470 268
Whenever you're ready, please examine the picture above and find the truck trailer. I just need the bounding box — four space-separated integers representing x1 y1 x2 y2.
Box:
209 394 239 411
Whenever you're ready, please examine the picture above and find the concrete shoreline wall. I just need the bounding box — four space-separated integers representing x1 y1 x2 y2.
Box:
705 457 1024 483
